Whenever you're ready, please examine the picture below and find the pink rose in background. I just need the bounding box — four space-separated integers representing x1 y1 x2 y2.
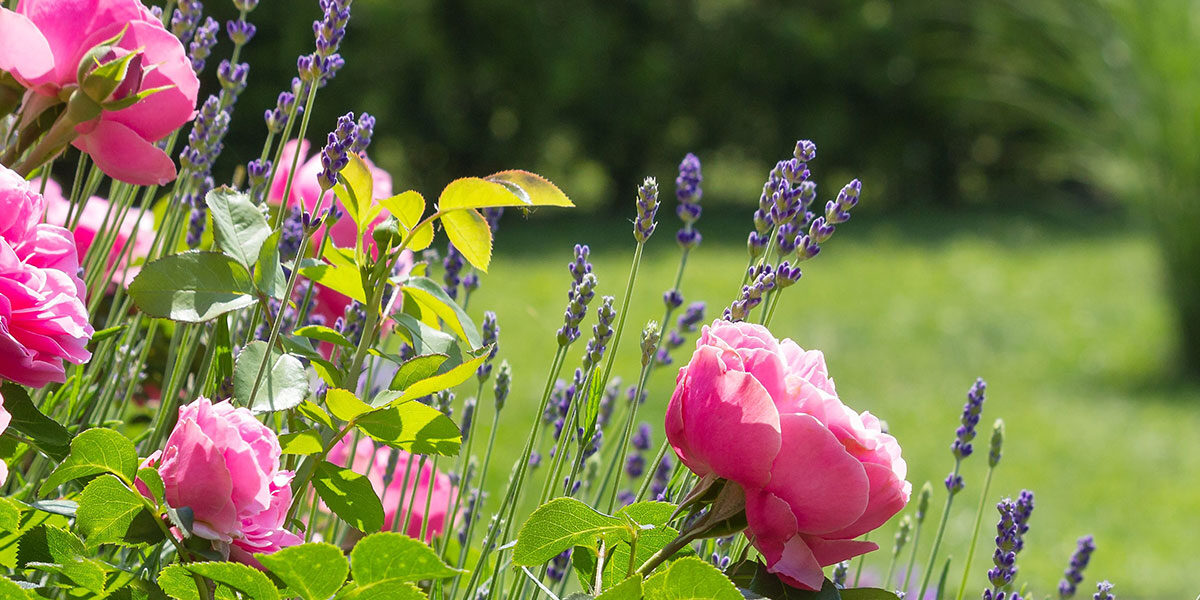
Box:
0 165 93 388
0 391 11 485
40 178 153 285
665 320 910 591
268 139 397 327
329 437 457 542
147 397 301 567
0 0 199 185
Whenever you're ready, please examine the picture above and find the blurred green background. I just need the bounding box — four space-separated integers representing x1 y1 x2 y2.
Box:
207 0 1197 596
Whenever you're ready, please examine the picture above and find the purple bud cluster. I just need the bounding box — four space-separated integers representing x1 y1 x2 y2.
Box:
279 208 306 263
832 560 849 588
633 177 660 243
265 83 302 134
477 311 500 381
1013 490 1034 553
987 499 1020 590
656 301 706 366
725 265 776 321
316 112 357 191
1093 581 1114 600
170 0 204 43
557 245 597 346
640 321 661 367
226 20 257 46
952 377 988 460
651 455 673 501
248 158 272 200
349 113 375 155
297 0 352 87
747 140 819 260
675 153 703 249
1057 535 1096 599
338 300 367 346
544 378 570 433
442 243 465 300
581 296 616 371
188 17 219 73
493 361 511 411
624 422 652 479
217 60 250 97
460 397 476 442
547 549 572 582
186 205 207 248
180 95 230 178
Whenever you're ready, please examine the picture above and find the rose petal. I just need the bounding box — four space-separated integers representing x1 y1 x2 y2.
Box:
761 413 869 534
74 119 177 185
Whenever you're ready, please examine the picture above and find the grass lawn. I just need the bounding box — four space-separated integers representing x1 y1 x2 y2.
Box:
461 207 1198 599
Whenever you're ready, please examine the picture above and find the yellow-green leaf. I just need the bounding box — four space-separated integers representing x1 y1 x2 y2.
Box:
326 388 373 422
377 191 425 229
334 153 376 234
486 170 573 207
440 209 491 272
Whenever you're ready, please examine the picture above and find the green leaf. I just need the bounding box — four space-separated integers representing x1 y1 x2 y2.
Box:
512 498 628 566
840 590 902 600
16 523 84 567
279 430 325 455
486 170 574 207
334 153 376 235
180 561 281 600
355 402 462 456
382 352 487 404
0 499 21 532
294 325 355 349
136 468 165 506
128 251 257 323
234 341 309 414
312 461 384 533
206 187 272 269
389 354 449 392
350 532 459 584
297 400 336 430
0 383 70 460
616 502 676 527
298 259 367 304
401 277 481 347
377 191 433 252
75 475 161 550
0 575 34 598
254 229 287 299
335 580 426 600
40 428 137 495
646 557 742 600
439 208 492 272
326 388 374 422
603 502 680 589
391 314 459 357
597 576 642 600
255 543 347 600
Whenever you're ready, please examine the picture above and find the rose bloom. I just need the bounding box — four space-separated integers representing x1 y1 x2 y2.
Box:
0 165 92 388
144 397 301 567
665 320 910 590
40 178 152 286
0 0 199 184
328 436 457 543
268 139 397 327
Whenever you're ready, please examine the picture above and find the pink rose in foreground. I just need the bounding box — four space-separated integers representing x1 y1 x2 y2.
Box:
0 391 11 485
0 165 93 388
268 139 395 326
665 320 910 590
147 397 301 567
40 178 152 285
329 437 457 542
0 0 199 185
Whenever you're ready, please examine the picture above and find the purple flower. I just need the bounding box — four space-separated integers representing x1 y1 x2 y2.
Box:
952 378 988 461
188 17 219 73
987 498 1020 590
316 113 356 191
226 20 256 45
1057 535 1096 599
675 153 703 249
633 177 660 243
582 296 616 370
1093 581 1114 600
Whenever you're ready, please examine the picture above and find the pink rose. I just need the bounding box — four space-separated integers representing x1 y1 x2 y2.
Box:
0 0 199 185
0 391 11 485
39 178 153 286
268 139 397 327
0 165 93 388
149 397 301 566
665 320 910 590
328 437 457 542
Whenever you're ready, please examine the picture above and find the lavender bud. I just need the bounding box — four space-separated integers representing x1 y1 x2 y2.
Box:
1093 581 1114 600
951 377 988 460
186 206 206 247
675 153 703 249
1057 535 1096 599
443 244 465 300
794 139 817 162
1013 490 1034 553
893 515 912 557
188 17 219 73
632 423 652 451
477 311 499 381
582 296 616 370
279 209 305 263
988 499 1020 589
989 418 1005 467
557 272 597 346
226 20 257 45
216 60 249 96
234 0 261 11
832 561 849 588
350 112 375 155
171 0 203 43
663 289 683 310
460 397 476 442
633 177 660 243
493 361 511 411
916 481 933 522
569 244 592 284
640 320 661 367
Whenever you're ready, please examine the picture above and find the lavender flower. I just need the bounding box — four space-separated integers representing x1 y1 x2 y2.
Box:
477 311 499 382
652 455 673 500
1058 535 1096 599
582 296 616 370
180 95 229 175
617 490 636 507
186 206 206 248
640 320 661 367
656 301 706 365
947 377 987 493
460 397 476 442
317 112 356 191
1013 490 1034 553
484 207 504 232
632 423 652 451
557 272 597 347
675 153 703 249
188 17 219 73
265 88 299 134
170 0 203 43
989 418 1005 467
987 499 1020 591
493 361 511 411
279 208 305 264
443 244 465 300
349 112 375 155
528 452 542 469
339 301 367 346
248 158 272 198
1093 581 1114 600
226 20 257 45
234 0 261 11
832 560 849 588
457 490 480 545
568 244 592 283
462 273 480 296
217 60 250 97
625 452 645 479
314 0 353 57
633 177 660 243
726 265 776 321
547 549 571 582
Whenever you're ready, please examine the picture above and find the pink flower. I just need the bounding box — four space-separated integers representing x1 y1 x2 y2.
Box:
0 0 199 185
665 320 910 590
328 437 457 542
0 165 93 388
267 139 396 327
39 178 153 286
149 397 301 566
0 391 11 485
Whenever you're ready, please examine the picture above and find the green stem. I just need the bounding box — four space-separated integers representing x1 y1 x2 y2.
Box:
954 466 996 600
918 464 961 600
